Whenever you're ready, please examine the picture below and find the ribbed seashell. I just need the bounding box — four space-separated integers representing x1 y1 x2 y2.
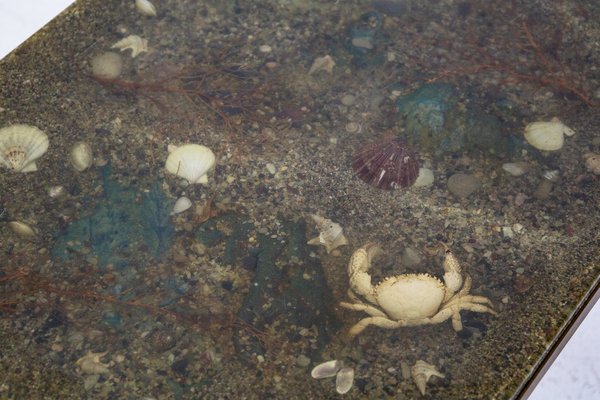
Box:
8 221 36 237
48 185 66 199
411 360 445 396
136 0 157 16
171 196 192 215
0 124 49 172
311 360 343 379
70 142 93 172
524 117 574 151
352 137 419 190
111 35 148 58
542 169 560 182
165 144 216 185
335 367 354 394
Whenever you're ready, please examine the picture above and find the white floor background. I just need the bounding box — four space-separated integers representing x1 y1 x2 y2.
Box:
0 2 598 399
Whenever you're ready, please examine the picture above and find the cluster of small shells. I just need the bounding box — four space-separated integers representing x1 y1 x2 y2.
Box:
311 360 354 395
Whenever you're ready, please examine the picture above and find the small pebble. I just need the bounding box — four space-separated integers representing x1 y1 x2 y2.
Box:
341 94 356 106
259 45 272 53
533 180 553 200
502 162 529 176
296 354 311 368
265 163 276 175
502 226 514 238
447 173 480 198
515 267 525 274
51 343 63 352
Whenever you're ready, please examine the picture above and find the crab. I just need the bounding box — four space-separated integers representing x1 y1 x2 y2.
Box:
339 243 497 339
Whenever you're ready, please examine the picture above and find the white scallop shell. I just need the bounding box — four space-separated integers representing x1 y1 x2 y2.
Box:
311 360 342 379
0 124 49 172
8 221 36 237
171 196 192 215
70 142 93 172
136 0 157 16
524 118 574 151
335 367 354 394
165 144 216 185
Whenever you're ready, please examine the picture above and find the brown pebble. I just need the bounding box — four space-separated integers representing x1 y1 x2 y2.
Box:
514 275 534 293
533 179 553 200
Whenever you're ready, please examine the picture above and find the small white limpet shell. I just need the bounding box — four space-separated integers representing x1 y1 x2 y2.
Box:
136 0 157 16
8 221 36 237
411 360 445 396
165 144 216 185
70 142 93 172
111 35 148 58
311 360 343 379
335 367 354 394
171 196 192 215
524 117 574 151
0 124 49 172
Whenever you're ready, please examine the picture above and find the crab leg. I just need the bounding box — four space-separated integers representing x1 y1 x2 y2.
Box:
339 301 387 318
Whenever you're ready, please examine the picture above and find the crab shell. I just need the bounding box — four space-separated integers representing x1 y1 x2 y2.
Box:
374 273 445 320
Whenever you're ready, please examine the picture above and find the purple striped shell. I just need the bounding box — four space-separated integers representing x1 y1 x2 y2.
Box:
352 138 419 190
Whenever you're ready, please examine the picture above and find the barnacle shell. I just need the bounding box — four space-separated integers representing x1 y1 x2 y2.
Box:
76 351 110 375
171 196 192 215
0 124 49 172
165 144 216 185
308 55 336 75
352 138 419 190
311 360 343 379
307 214 348 254
524 117 574 151
136 0 157 16
8 221 36 237
335 367 354 394
411 360 445 396
111 35 148 58
70 142 93 172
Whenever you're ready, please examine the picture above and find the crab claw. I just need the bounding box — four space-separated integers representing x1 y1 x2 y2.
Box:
347 243 382 304
440 245 463 299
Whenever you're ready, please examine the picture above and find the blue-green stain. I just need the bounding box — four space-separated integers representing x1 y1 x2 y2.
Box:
52 166 174 268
